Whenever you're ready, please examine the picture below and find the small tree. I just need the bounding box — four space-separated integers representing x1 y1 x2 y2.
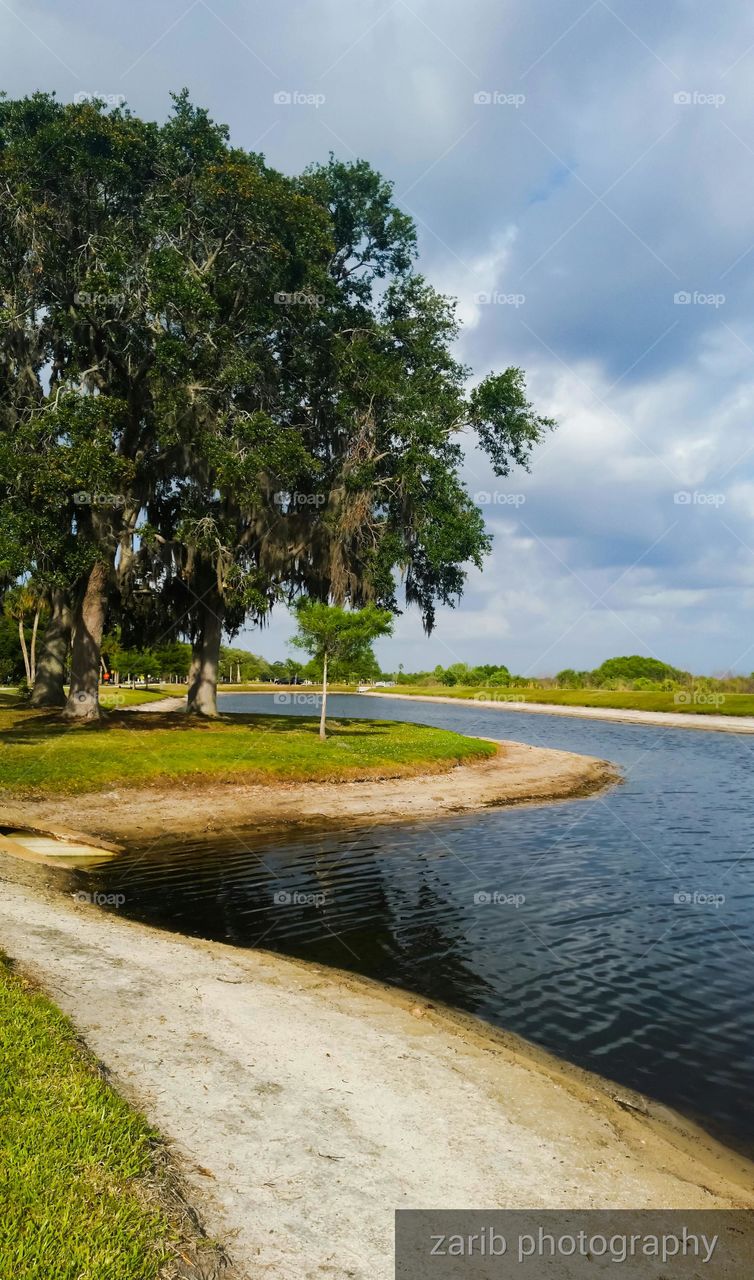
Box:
291 600 393 739
2 585 43 686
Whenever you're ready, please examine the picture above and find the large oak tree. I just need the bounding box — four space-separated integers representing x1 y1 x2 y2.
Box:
0 94 554 720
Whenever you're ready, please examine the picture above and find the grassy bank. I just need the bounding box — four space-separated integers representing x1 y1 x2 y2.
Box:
0 705 495 797
0 956 217 1280
98 688 177 707
0 687 173 710
385 687 754 717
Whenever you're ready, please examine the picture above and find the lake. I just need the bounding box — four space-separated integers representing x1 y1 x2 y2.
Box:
77 693 754 1154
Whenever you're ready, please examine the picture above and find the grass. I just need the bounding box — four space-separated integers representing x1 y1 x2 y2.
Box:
0 956 206 1280
98 687 175 708
0 705 495 797
0 687 171 710
384 686 754 716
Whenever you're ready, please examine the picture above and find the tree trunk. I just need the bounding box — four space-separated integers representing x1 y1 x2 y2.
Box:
29 605 41 684
319 651 328 740
186 638 202 709
30 590 71 707
186 596 223 718
17 617 31 684
62 563 109 721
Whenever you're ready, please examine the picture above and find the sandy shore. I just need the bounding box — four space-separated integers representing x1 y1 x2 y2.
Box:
0 741 620 844
365 691 754 733
0 867 751 1280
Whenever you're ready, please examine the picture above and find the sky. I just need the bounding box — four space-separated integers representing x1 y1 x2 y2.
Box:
2 0 753 676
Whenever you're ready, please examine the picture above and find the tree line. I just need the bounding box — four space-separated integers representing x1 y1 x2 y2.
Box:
395 655 754 692
0 92 552 719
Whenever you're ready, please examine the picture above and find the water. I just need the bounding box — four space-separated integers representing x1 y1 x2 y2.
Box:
77 694 754 1153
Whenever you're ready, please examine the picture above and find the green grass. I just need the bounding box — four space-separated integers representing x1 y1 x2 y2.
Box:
0 687 171 710
0 957 176 1280
0 707 495 797
97 687 175 708
386 686 754 716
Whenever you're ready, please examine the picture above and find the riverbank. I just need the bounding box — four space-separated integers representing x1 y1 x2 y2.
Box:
366 690 754 732
0 739 619 843
0 866 751 1280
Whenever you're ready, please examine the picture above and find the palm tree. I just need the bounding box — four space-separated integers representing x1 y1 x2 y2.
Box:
3 584 42 685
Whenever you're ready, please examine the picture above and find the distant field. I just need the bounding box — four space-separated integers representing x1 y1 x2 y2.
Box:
383 687 754 717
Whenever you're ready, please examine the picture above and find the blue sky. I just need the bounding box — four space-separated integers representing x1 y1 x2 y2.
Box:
3 0 753 675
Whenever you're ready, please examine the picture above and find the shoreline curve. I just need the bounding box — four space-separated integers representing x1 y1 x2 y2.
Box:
0 740 621 844
365 690 754 733
0 865 751 1280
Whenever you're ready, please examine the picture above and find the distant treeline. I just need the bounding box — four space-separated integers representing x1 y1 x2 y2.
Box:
3 622 752 694
392 655 754 693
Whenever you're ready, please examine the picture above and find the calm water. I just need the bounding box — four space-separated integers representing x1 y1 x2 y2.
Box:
77 694 754 1152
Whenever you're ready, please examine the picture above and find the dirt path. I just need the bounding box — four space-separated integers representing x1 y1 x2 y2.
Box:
0 741 620 844
126 694 187 712
365 691 754 732
0 870 751 1280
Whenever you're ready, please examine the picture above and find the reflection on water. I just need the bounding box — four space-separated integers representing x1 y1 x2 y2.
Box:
76 694 754 1155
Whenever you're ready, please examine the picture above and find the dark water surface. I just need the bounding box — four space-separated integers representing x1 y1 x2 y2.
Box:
78 694 754 1152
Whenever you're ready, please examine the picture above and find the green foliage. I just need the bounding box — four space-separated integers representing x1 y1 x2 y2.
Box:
0 616 25 682
421 662 511 687
291 600 393 678
0 92 553 709
591 655 688 685
555 668 590 689
554 655 690 690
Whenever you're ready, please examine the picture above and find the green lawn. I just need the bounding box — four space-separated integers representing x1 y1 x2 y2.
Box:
98 687 176 708
0 706 495 797
0 687 171 710
0 956 215 1279
386 686 754 716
